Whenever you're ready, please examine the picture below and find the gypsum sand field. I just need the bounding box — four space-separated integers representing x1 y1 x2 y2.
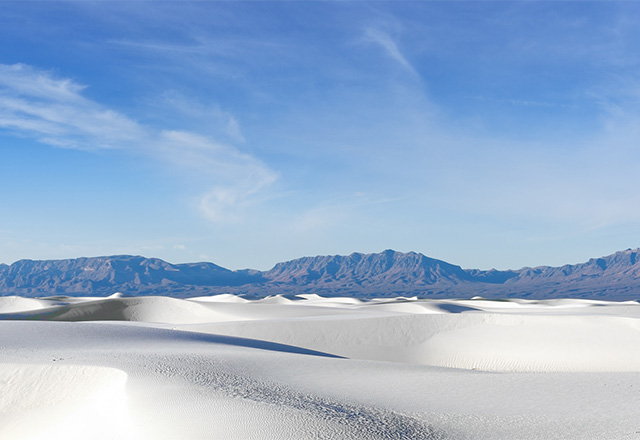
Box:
1 294 640 439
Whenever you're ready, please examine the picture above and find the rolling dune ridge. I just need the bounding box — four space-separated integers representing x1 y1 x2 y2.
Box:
2 294 640 439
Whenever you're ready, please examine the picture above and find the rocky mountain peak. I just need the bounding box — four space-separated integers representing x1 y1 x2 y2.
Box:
1 248 640 299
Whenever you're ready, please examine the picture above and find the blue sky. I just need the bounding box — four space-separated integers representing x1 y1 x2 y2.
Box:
1 1 640 270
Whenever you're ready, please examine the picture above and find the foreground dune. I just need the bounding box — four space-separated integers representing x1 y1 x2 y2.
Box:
2 294 640 439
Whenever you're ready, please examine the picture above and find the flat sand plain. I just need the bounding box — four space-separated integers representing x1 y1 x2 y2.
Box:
2 294 640 439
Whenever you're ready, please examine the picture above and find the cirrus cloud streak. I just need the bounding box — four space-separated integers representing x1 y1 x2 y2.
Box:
0 63 277 222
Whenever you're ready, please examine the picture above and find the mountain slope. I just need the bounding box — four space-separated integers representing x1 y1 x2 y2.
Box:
264 250 472 286
0 255 261 296
0 249 639 299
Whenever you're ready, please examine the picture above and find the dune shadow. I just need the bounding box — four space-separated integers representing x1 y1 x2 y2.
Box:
0 313 344 359
435 303 479 313
171 329 345 359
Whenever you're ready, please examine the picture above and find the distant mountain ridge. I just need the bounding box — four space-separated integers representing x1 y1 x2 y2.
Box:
266 250 473 286
1 249 640 300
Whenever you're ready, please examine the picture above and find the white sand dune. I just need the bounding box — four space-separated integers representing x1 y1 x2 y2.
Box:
0 296 50 313
0 296 230 324
0 364 133 440
2 294 640 439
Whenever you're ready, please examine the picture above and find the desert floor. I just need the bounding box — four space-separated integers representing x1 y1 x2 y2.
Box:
2 294 640 439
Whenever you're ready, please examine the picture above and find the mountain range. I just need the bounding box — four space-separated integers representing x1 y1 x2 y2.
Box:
1 249 640 300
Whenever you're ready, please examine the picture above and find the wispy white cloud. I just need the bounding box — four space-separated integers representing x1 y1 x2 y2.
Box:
363 27 417 76
0 63 276 222
111 35 284 60
155 90 246 143
291 192 405 235
158 130 277 222
0 64 145 151
470 94 568 108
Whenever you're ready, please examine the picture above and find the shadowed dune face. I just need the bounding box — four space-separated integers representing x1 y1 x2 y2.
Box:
0 296 228 323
